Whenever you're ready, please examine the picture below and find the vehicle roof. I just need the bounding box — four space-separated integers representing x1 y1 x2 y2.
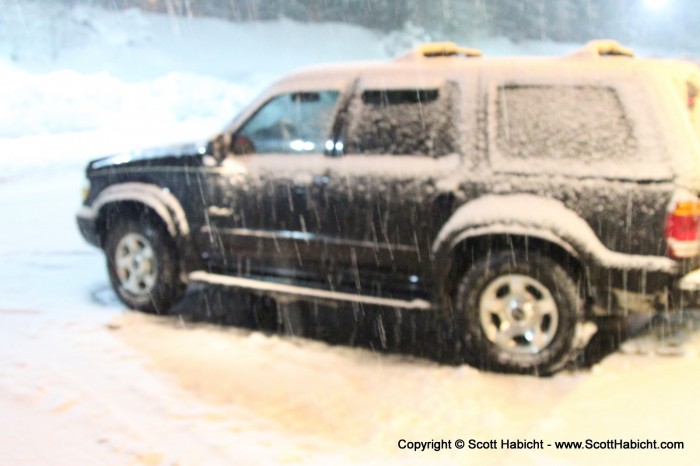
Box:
269 40 700 93
223 40 700 187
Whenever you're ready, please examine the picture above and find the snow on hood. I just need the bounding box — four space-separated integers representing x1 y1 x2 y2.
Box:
90 141 207 170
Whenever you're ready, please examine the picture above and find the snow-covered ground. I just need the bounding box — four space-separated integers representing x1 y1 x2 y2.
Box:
2 2 700 465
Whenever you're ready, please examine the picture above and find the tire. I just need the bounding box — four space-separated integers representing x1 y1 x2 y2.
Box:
105 216 184 314
455 250 582 375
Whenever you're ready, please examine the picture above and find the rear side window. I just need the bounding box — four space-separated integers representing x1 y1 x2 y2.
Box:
345 85 458 157
496 85 637 163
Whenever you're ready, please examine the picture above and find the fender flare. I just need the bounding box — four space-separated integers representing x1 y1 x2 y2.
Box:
432 194 675 273
91 182 190 238
445 224 580 259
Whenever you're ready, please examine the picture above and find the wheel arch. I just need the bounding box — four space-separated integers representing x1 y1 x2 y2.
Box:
97 201 171 246
430 193 679 312
437 231 590 307
90 182 202 277
91 182 190 246
101 203 187 313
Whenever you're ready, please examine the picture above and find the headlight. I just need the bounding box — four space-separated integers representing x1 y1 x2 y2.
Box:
81 177 91 202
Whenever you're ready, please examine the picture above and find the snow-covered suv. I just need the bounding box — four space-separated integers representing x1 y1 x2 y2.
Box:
77 40 700 374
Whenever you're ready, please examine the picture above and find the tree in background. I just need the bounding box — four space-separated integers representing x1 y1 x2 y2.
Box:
59 0 700 53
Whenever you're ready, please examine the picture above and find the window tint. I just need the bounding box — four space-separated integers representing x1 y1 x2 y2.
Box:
345 86 457 157
496 85 636 163
236 91 339 154
361 89 439 105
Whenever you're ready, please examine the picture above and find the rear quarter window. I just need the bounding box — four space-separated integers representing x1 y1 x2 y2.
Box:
496 85 637 165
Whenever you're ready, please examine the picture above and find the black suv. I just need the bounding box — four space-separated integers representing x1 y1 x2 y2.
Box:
77 41 700 374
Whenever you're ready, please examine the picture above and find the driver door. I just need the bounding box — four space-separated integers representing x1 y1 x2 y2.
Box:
203 90 342 277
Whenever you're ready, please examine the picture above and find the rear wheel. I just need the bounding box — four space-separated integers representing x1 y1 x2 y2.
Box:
455 250 582 375
105 217 184 314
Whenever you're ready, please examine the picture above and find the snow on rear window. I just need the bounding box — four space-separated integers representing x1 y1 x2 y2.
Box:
345 85 458 157
496 85 637 164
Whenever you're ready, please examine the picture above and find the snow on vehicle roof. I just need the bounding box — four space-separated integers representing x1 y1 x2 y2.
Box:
265 39 700 94
566 39 635 58
395 41 483 61
224 40 700 186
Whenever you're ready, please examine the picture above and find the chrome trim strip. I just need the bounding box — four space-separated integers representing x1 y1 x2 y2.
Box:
202 226 417 253
189 271 432 310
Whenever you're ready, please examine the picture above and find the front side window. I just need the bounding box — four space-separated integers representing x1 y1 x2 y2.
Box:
344 85 458 157
235 90 340 154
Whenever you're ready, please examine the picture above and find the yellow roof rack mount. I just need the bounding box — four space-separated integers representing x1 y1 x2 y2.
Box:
568 40 635 59
396 42 482 61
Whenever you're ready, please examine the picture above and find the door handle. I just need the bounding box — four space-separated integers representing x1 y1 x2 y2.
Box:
312 175 330 186
292 174 328 193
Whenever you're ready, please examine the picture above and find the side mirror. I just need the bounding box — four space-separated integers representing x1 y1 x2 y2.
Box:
208 133 231 161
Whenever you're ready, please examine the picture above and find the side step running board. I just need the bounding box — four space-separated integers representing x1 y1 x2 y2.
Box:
188 271 433 310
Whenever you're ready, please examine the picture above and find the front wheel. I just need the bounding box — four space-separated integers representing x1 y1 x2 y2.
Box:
455 250 582 375
105 217 184 314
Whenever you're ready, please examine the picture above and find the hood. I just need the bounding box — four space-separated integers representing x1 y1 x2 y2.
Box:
88 141 208 172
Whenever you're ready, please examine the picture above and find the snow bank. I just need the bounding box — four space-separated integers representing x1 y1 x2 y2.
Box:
0 2 388 81
0 65 252 138
0 1 390 172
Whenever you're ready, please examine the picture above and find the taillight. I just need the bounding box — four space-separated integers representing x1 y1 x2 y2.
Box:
666 199 700 258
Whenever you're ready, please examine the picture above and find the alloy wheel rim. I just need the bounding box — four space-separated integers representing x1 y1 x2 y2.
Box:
478 274 558 355
114 233 157 296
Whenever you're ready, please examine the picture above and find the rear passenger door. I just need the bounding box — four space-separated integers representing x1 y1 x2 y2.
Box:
315 80 464 288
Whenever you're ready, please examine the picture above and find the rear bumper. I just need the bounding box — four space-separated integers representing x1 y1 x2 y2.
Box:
679 269 700 291
677 268 700 308
595 265 700 314
76 205 100 247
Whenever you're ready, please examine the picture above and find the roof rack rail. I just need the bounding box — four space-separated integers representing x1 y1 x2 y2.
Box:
568 40 635 59
396 42 482 61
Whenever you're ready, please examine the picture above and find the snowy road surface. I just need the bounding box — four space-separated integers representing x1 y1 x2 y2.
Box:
2 2 700 465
